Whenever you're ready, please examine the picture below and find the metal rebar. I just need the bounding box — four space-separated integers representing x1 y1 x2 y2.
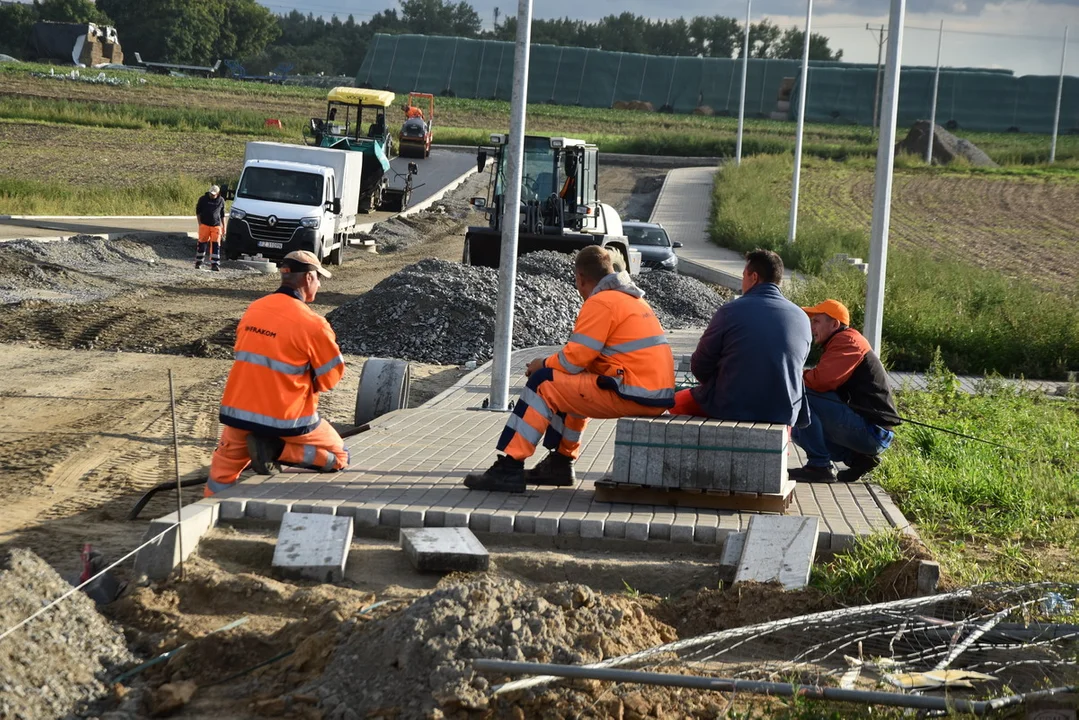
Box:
167 369 184 582
476 659 1015 715
788 0 814 244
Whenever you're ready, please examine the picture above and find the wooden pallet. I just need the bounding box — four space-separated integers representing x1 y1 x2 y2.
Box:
593 479 795 513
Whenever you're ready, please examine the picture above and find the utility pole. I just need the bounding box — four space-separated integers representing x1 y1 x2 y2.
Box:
866 23 886 135
788 0 814 244
1050 26 1069 164
926 20 943 165
735 0 752 165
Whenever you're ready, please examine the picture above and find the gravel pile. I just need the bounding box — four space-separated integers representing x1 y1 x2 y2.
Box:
311 575 676 718
327 257 583 365
328 251 728 365
0 549 137 720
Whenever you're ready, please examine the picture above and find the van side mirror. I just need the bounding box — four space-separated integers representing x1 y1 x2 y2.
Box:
672 240 683 248
476 150 487 173
224 186 235 200
327 198 341 214
470 197 486 209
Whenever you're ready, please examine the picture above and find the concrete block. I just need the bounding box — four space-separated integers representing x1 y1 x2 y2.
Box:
272 511 354 583
627 418 650 485
580 518 604 538
712 422 735 492
663 417 688 488
679 418 705 488
612 418 633 483
693 421 718 490
400 527 490 573
134 503 219 581
625 519 650 542
735 515 819 590
729 422 752 493
757 423 788 494
645 416 669 487
218 499 246 521
719 531 746 567
916 560 940 596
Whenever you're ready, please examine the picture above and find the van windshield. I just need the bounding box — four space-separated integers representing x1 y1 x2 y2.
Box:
237 167 324 206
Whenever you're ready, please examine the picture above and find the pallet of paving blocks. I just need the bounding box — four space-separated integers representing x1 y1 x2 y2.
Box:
602 416 795 512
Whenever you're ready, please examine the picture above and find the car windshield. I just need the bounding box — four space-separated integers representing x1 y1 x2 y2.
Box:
624 226 670 247
237 168 324 206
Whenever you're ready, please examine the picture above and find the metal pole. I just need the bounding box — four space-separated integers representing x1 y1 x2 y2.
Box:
863 0 907 353
489 0 533 411
925 20 943 165
868 24 884 134
1050 25 1069 164
788 0 814 244
735 0 752 165
167 369 184 582
473 659 1060 715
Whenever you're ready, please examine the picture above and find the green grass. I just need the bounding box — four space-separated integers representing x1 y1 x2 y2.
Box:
713 154 1079 378
874 356 1079 584
0 175 226 215
810 531 907 600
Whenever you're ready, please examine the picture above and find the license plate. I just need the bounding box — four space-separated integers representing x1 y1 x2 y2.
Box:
257 241 283 249
639 266 653 273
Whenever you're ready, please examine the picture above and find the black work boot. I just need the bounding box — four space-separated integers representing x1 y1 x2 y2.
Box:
526 451 576 487
246 434 284 475
788 463 838 483
837 453 882 483
464 455 526 493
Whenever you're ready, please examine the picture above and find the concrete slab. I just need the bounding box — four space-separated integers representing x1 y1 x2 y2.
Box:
400 527 490 573
719 531 746 567
735 515 820 590
134 502 219 581
271 511 354 583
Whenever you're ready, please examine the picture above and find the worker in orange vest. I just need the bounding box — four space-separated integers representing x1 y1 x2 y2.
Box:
205 250 349 496
405 104 425 121
464 245 675 493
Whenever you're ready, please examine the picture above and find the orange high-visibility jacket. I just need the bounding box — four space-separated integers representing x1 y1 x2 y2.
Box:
219 288 345 436
544 272 675 407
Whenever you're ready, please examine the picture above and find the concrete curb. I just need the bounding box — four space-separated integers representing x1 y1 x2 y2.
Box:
0 230 198 245
433 144 723 168
133 502 220 580
399 165 478 218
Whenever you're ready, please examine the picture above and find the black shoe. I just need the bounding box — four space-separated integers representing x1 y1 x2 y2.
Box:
526 451 576 486
837 453 882 483
210 264 220 272
464 455 526 493
194 261 202 270
788 463 838 483
246 434 284 475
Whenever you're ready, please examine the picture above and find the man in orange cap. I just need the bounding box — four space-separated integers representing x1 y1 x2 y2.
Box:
204 250 349 496
790 299 901 483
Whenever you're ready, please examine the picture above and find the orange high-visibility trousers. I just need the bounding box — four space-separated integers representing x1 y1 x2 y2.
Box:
205 419 349 496
497 368 666 462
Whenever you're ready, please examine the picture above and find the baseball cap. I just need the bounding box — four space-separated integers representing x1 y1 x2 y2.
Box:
802 299 850 326
280 250 332 279
209 184 220 195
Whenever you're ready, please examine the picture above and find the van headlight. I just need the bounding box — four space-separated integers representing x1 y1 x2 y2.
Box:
661 255 678 267
229 208 247 220
300 217 321 229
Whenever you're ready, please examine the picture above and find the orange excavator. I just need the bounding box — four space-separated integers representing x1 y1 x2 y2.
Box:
398 92 434 158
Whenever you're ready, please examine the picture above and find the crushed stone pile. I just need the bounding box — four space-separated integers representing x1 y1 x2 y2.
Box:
0 549 137 720
311 575 677 718
362 202 474 254
327 251 729 365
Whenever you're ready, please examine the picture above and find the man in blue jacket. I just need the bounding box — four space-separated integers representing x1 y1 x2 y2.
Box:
671 249 812 429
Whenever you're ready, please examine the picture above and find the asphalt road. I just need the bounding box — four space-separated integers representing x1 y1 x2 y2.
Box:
0 148 478 241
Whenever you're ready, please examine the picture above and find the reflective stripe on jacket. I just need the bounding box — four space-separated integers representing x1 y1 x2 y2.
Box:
219 288 345 436
545 271 675 408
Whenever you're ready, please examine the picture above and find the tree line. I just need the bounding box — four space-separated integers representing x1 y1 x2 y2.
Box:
0 0 843 78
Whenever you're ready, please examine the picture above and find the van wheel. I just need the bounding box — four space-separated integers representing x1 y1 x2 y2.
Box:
327 238 344 266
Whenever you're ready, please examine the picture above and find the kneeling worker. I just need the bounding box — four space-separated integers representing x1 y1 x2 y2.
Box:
790 299 901 483
465 246 675 493
205 250 349 496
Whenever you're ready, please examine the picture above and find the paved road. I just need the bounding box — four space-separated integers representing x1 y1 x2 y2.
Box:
0 148 477 241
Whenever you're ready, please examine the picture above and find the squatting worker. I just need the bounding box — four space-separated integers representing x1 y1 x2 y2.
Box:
205 250 349 497
195 184 226 271
670 249 813 430
463 245 675 493
789 299 901 483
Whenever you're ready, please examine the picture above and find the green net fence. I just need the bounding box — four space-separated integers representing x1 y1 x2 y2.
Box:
357 33 1078 134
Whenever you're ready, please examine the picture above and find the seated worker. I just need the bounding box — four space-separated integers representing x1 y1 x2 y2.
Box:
670 249 812 428
205 251 349 496
405 104 425 121
464 245 675 493
790 300 901 483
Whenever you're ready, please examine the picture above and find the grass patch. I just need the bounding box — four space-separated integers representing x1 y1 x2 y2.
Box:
713 155 1079 378
873 356 1079 584
810 531 907 600
0 175 227 215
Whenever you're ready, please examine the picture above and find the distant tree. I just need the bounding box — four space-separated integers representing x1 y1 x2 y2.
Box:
0 2 37 57
747 19 782 58
774 27 843 61
34 0 111 24
688 16 741 58
399 0 481 36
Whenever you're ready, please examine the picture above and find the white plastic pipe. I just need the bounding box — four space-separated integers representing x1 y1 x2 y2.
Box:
735 0 752 166
1050 26 1069 164
489 0 533 411
925 20 943 165
788 0 814 243
863 0 908 353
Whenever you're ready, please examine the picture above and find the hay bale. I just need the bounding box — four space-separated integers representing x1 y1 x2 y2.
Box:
627 100 655 112
693 105 715 116
895 121 998 167
612 100 630 110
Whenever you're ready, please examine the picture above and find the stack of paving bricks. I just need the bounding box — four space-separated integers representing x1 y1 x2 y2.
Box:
605 415 794 511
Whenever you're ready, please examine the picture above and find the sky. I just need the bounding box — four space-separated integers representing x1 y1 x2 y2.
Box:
257 0 1079 76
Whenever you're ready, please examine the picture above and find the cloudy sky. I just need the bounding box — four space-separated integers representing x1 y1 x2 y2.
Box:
258 0 1079 76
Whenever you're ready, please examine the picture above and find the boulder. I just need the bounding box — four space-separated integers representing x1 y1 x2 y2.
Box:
895 121 998 167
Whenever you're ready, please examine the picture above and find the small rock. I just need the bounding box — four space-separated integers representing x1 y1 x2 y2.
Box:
149 680 197 717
